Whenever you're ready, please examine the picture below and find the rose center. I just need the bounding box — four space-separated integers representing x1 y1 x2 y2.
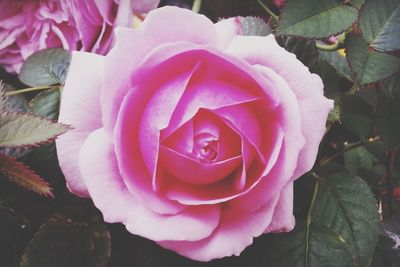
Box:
193 132 218 163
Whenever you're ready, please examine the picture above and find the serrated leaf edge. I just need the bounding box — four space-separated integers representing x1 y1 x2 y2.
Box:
345 34 400 85
0 153 54 198
277 2 358 39
0 81 8 113
0 112 72 148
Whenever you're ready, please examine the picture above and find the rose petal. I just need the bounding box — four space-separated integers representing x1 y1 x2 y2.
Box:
229 65 305 212
264 181 295 233
101 6 220 132
164 50 273 135
159 193 280 261
214 17 242 49
227 35 333 179
79 128 221 242
56 52 105 196
158 145 242 185
114 61 199 214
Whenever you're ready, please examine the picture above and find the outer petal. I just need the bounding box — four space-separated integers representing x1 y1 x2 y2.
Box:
79 128 221 242
229 65 305 211
159 193 280 261
214 17 242 49
264 182 295 233
56 52 104 196
227 35 333 179
101 6 220 133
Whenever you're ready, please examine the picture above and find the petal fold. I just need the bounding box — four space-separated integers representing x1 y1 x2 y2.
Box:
56 52 104 196
79 128 221 242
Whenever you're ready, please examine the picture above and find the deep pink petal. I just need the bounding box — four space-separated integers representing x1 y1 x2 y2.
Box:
101 6 220 132
229 66 305 212
159 145 242 185
162 107 284 206
114 61 199 214
264 182 295 233
164 155 266 205
164 50 276 136
79 128 221 242
227 35 333 179
161 119 194 156
101 38 278 136
93 0 113 23
56 52 105 196
139 64 199 175
159 193 280 261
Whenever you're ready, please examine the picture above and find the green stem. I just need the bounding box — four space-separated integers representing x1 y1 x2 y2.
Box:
320 140 363 166
5 85 59 97
305 176 320 267
256 0 279 23
192 0 202 13
316 42 340 51
346 82 359 95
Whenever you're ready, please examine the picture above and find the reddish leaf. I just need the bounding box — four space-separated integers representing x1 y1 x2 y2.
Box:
0 153 54 198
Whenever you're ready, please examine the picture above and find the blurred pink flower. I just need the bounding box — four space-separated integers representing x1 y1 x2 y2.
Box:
273 0 285 8
0 0 159 73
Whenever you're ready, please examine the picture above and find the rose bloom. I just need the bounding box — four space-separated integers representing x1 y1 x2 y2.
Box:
273 0 285 8
0 0 159 73
56 6 333 261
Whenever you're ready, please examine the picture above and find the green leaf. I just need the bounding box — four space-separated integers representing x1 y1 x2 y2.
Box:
350 0 365 9
342 95 374 139
0 113 70 147
277 36 318 68
311 58 345 98
277 0 358 38
268 221 355 267
380 73 400 98
344 145 378 174
342 113 373 139
376 94 400 145
20 206 111 267
238 16 271 36
29 89 60 120
359 0 400 52
346 34 400 84
19 48 71 87
0 153 53 197
319 50 353 81
268 173 379 267
0 81 7 113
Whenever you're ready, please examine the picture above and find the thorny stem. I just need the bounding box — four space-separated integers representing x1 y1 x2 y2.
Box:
192 0 202 13
5 85 60 96
256 0 279 23
346 83 359 95
319 140 363 166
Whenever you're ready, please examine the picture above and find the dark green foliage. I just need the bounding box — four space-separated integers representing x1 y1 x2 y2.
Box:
359 0 400 52
19 48 71 87
277 0 358 38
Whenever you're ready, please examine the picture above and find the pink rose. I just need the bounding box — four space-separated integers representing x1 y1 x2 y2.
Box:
56 6 333 261
0 0 160 73
273 0 285 8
